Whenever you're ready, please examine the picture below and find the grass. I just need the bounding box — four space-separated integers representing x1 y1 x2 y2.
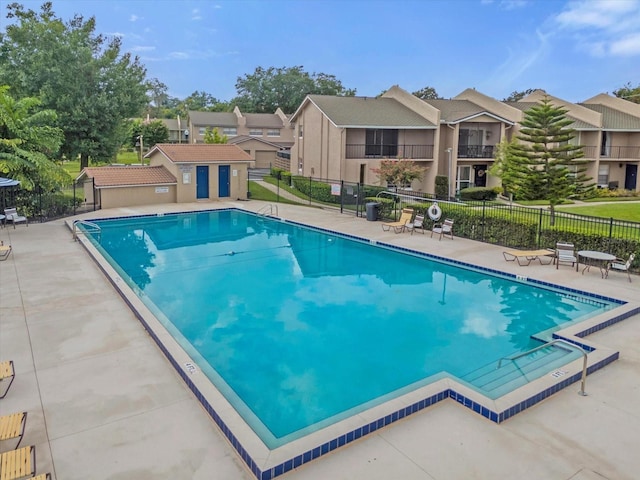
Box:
60 151 142 178
556 203 640 222
248 181 301 204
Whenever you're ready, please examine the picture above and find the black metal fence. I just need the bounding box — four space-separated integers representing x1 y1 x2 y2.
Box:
262 174 640 269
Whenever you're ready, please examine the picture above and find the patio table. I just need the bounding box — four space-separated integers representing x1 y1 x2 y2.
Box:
577 250 616 278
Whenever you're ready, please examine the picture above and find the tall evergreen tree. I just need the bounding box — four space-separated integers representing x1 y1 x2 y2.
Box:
512 96 592 223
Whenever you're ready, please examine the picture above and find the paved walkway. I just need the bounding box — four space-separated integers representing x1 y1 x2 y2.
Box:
0 201 639 480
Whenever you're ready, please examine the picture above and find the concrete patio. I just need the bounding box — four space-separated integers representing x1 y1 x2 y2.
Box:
0 200 638 480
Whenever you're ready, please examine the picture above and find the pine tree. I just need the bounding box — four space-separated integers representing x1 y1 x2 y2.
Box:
512 96 591 224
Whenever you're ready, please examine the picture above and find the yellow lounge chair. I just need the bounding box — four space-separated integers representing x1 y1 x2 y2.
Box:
503 249 555 266
0 361 15 399
381 208 414 234
0 445 35 480
0 242 11 261
0 412 27 450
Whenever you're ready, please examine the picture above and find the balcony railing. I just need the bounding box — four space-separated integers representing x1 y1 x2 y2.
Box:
345 144 434 159
458 145 495 158
600 146 640 159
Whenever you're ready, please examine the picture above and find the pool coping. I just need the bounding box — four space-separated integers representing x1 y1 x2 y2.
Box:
67 208 639 480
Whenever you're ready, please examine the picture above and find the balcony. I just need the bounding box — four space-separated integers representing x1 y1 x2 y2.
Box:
345 144 434 159
457 145 494 158
600 146 640 159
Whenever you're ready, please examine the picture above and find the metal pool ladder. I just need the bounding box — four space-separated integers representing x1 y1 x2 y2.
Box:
73 219 101 241
497 339 589 396
256 204 278 217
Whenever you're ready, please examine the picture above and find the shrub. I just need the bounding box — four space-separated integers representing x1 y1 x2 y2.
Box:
435 175 449 199
459 187 500 201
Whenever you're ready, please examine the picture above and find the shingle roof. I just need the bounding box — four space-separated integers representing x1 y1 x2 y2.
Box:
580 103 640 130
504 101 600 129
79 166 177 187
308 95 436 128
227 135 285 149
149 143 254 163
243 113 284 128
423 99 485 122
188 111 238 127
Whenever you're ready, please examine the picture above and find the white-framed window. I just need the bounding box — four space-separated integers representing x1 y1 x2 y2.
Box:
222 127 237 136
198 127 206 135
456 165 471 191
267 129 280 137
598 164 609 187
249 129 262 136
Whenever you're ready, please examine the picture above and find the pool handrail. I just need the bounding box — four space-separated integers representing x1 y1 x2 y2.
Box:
497 339 588 396
73 219 101 241
256 204 278 217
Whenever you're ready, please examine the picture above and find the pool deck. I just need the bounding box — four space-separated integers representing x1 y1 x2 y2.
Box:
1 200 639 480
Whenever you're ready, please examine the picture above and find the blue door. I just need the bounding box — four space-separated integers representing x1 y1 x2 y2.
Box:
218 165 230 198
196 166 209 199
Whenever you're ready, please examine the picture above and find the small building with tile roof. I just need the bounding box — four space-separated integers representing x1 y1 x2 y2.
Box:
76 165 178 209
145 143 254 203
76 144 254 209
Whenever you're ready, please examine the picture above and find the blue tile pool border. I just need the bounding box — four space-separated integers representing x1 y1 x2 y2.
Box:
73 207 635 480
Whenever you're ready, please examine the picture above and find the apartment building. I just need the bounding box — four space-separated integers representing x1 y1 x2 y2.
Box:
186 107 295 168
288 85 640 196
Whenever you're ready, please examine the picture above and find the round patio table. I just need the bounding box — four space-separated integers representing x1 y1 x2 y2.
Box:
577 250 616 278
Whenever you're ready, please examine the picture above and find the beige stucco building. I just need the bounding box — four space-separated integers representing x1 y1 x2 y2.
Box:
289 86 640 196
77 144 254 209
187 107 294 169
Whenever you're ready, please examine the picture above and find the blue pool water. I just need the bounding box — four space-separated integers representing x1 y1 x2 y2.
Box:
84 209 617 448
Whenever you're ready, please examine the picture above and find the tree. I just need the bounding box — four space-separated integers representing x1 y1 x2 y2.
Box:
488 137 528 199
412 86 441 100
233 66 356 113
0 86 69 190
146 78 168 118
613 82 640 104
182 90 230 114
203 127 228 144
0 2 148 169
370 159 427 189
503 88 539 102
511 96 592 223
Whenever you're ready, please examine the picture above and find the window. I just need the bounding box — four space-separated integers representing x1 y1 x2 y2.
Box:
222 127 237 136
598 164 609 187
267 129 280 137
456 165 471 192
198 127 206 135
249 129 262 136
299 125 304 138
365 129 398 157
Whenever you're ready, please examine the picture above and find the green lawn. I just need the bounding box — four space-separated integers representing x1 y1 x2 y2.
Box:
556 202 640 222
248 181 301 204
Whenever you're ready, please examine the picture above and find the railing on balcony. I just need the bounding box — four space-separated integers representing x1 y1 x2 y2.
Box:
457 145 495 158
581 146 598 158
600 146 640 159
345 144 434 159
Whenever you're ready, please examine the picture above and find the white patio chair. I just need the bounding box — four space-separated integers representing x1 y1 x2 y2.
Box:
608 253 635 282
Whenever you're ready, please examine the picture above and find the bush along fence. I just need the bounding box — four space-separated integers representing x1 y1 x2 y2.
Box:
266 172 639 272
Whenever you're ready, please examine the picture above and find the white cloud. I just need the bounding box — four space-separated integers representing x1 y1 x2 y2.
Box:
169 51 191 60
129 14 139 22
131 45 156 52
554 0 640 57
192 8 202 20
610 32 640 55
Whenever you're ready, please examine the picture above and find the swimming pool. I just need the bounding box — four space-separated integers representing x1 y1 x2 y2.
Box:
76 208 629 478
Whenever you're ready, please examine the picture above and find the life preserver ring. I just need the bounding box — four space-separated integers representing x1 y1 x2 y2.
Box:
428 202 442 221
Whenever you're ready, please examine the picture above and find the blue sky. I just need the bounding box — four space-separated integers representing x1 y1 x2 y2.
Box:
7 0 640 104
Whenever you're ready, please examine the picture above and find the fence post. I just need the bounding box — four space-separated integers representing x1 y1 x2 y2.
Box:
609 217 614 250
481 200 486 242
340 180 344 214
538 208 543 248
309 176 312 206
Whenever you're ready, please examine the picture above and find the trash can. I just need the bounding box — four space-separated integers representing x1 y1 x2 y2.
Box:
366 202 380 221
